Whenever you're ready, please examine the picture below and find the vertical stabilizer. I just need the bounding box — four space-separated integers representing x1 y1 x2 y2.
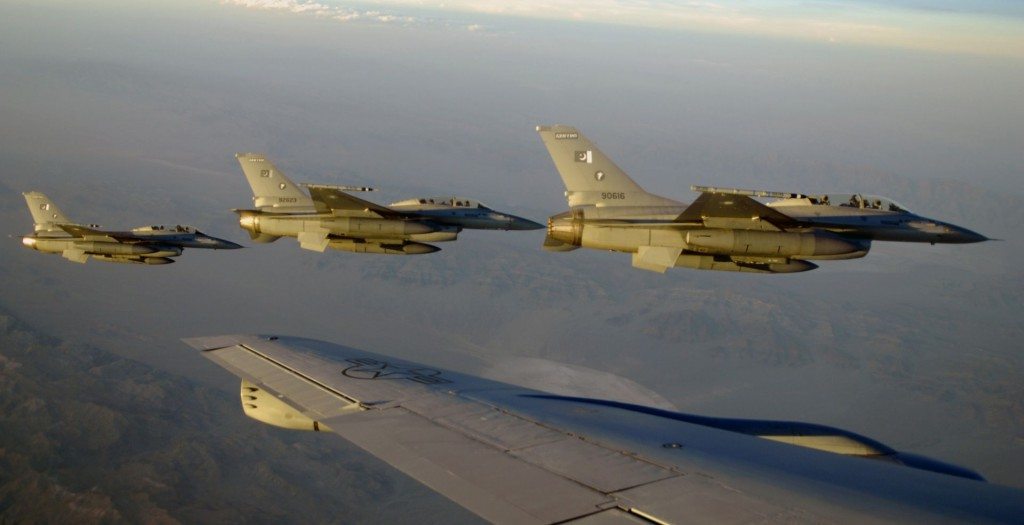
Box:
235 153 316 211
23 192 71 232
535 125 680 207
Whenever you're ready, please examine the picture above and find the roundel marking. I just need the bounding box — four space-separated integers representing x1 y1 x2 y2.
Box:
40 203 50 211
594 171 605 181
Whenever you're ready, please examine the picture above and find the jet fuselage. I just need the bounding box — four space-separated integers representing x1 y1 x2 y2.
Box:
234 154 541 255
536 125 987 274
389 197 542 231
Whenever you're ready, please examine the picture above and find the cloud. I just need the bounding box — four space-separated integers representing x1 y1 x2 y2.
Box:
221 0 418 26
222 0 1024 58
226 0 333 15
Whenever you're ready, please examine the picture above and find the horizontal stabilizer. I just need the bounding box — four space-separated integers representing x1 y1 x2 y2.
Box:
297 231 330 252
247 230 281 243
631 246 681 273
61 248 89 263
542 235 579 252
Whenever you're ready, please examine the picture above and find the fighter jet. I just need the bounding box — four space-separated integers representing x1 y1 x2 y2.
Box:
184 334 1024 523
233 153 542 255
20 191 241 265
536 125 987 273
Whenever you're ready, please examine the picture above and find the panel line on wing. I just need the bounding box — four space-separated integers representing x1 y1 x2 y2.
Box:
400 392 680 495
232 343 362 405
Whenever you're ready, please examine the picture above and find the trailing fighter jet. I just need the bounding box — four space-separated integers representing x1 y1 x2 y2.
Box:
233 154 542 255
184 334 1024 523
536 125 987 274
19 192 241 265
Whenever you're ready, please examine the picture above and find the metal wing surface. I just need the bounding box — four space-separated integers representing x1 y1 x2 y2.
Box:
677 192 800 231
183 335 1024 524
57 224 125 242
306 186 402 218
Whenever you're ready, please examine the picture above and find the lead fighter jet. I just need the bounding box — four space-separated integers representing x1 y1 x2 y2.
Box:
20 191 241 265
233 154 541 255
184 334 1024 523
536 125 987 273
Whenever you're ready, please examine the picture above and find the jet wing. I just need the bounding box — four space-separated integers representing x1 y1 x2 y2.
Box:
58 224 121 242
306 185 402 219
183 335 1024 524
58 224 169 245
677 192 801 231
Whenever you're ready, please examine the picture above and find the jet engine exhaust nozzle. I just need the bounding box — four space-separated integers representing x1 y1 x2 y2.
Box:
547 210 583 247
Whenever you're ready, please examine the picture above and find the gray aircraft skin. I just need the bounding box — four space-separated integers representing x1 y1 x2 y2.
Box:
234 153 542 255
19 192 241 265
537 125 987 274
184 334 1024 524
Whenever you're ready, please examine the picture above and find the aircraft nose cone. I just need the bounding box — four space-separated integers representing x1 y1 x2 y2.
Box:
510 216 544 230
947 225 988 244
202 235 243 249
959 229 988 243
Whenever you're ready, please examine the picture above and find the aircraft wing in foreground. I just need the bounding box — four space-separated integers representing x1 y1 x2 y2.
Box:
184 334 1024 524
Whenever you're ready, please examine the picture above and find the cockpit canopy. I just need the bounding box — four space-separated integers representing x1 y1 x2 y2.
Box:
819 194 909 213
390 197 492 210
132 225 197 233
691 186 912 214
770 194 911 213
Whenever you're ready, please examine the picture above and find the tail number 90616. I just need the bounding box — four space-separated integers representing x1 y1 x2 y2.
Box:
601 192 626 200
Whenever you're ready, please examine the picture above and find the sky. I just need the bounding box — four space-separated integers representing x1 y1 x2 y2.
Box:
226 0 1024 57
1 0 1022 519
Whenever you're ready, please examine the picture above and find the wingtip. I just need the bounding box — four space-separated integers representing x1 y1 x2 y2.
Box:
183 334 289 351
181 335 243 351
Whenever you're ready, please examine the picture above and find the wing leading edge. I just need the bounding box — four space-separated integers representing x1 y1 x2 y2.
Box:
304 184 403 219
677 191 801 231
183 335 1024 524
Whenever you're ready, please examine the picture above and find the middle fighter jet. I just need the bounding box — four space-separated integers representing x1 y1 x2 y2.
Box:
233 154 541 255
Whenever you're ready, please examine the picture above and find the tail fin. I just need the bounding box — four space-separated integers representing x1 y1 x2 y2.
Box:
535 125 679 207
23 192 71 232
235 153 315 211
